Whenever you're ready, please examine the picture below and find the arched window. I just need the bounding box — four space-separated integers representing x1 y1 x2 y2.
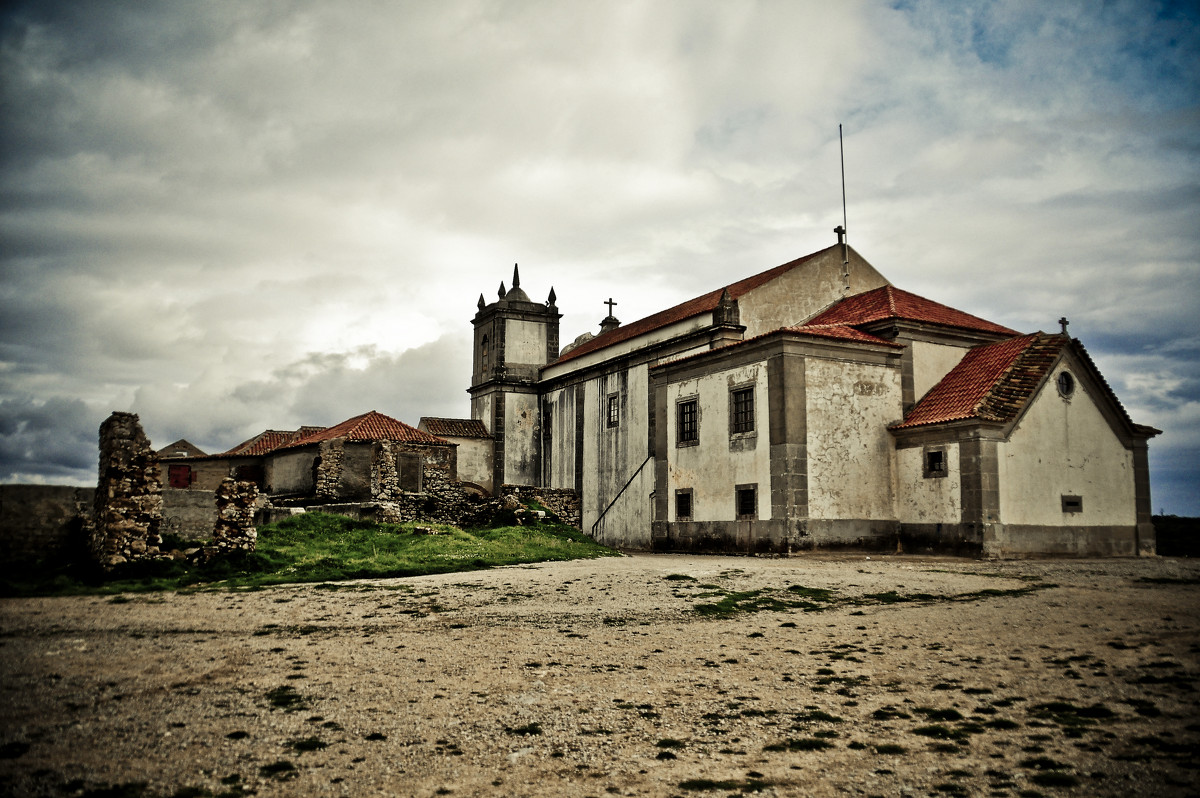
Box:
481 335 490 375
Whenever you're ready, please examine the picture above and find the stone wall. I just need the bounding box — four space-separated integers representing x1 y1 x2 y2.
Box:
162 488 221 541
203 478 258 560
0 485 94 564
501 485 582 528
315 439 344 499
90 412 165 568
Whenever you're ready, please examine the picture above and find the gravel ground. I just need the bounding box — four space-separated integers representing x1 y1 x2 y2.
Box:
1 553 1198 798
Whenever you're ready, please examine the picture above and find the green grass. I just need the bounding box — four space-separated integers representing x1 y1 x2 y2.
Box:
0 512 618 596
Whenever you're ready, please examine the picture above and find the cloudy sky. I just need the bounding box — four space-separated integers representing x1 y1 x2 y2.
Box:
2 0 1197 514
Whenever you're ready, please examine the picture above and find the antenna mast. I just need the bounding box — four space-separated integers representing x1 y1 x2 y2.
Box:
839 123 850 295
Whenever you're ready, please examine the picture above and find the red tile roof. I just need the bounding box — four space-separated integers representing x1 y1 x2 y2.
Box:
894 333 1065 429
222 427 327 457
419 417 491 439
286 411 448 447
809 285 1020 337
782 323 904 348
551 244 841 366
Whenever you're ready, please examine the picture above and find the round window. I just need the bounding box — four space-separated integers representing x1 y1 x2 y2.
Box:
1057 371 1075 398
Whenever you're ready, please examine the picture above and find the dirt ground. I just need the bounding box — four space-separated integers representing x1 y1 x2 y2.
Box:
1 553 1198 798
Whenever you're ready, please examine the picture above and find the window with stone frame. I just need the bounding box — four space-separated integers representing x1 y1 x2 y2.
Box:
735 484 757 520
675 489 693 521
730 386 755 434
923 448 947 479
607 392 620 428
677 397 698 446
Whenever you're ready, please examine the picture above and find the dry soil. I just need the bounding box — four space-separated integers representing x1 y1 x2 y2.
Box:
1 553 1198 797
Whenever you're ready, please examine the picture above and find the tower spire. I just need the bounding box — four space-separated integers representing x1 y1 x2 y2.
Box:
512 263 520 290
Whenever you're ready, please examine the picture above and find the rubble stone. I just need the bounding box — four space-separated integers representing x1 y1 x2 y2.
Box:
203 478 258 561
89 412 164 569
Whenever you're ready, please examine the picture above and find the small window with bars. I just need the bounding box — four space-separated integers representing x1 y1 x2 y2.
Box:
923 448 947 479
677 398 698 445
730 386 754 434
735 484 757 520
675 489 693 521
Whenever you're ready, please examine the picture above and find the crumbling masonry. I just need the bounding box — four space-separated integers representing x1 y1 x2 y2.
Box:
90 412 164 569
203 477 258 561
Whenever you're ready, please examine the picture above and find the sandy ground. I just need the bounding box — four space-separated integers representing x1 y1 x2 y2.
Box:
1 552 1198 798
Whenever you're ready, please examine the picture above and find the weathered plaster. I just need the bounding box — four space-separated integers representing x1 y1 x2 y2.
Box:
505 319 549 368
503 392 541 486
805 359 900 521
736 247 890 336
894 442 963 525
665 363 771 523
911 340 971 402
998 364 1136 528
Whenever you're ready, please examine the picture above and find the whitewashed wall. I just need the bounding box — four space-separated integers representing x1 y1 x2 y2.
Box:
911 340 971 402
998 365 1135 527
665 362 772 522
805 359 901 521
894 443 962 524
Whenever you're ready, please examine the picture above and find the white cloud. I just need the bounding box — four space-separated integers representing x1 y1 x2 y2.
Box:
1 0 1196 511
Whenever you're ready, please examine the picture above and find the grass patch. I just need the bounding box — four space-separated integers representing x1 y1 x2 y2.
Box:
505 722 543 736
287 736 327 753
258 760 297 779
1 511 618 596
690 580 1055 619
264 686 308 712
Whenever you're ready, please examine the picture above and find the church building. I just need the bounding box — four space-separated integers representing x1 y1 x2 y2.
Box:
466 232 1159 558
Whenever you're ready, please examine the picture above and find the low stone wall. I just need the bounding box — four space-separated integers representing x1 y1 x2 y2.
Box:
0 485 94 564
162 489 219 541
500 486 581 528
268 482 583 532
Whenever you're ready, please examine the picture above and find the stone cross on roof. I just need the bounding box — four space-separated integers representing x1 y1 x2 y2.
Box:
1059 316 1069 335
605 297 618 316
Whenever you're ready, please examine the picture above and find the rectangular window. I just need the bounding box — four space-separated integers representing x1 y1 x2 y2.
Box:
677 398 698 445
607 392 620 428
1061 495 1083 513
730 387 755 434
735 484 757 520
923 448 947 479
675 489 693 521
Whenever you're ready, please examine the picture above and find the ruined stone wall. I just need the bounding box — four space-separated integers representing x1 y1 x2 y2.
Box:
90 412 164 568
203 478 258 560
162 488 220 541
501 486 582 528
315 439 343 499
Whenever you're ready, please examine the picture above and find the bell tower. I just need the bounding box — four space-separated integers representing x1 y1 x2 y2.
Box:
469 264 560 488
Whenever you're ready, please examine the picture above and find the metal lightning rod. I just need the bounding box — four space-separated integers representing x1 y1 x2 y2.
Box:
839 124 850 295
